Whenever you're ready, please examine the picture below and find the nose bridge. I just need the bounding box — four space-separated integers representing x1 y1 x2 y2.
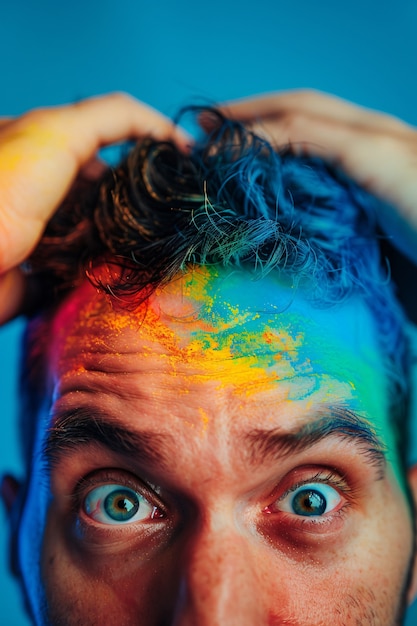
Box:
172 510 265 626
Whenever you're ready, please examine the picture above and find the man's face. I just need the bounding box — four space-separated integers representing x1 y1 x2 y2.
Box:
17 267 416 625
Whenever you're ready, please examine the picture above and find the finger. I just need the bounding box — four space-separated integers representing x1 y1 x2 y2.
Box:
25 93 192 162
246 113 417 263
0 94 191 273
216 90 410 135
1 94 192 151
68 93 192 156
246 112 413 186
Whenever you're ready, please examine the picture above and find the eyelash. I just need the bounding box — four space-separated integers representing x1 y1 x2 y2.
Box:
264 469 353 530
278 469 351 502
71 468 353 539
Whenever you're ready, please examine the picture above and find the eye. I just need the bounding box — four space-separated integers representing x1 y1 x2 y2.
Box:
277 482 342 517
83 484 161 525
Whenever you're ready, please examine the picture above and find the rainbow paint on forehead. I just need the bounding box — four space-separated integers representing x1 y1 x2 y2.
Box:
68 266 385 407
149 267 406 482
141 267 310 395
75 268 374 416
64 267 308 398
56 266 406 482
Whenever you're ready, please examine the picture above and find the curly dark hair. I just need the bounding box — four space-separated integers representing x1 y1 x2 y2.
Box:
20 107 410 466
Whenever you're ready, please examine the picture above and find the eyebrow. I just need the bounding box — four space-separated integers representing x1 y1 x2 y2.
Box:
44 407 175 472
244 405 387 476
44 405 387 477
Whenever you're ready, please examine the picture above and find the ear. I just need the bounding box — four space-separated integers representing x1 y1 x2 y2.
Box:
0 473 24 578
0 474 21 514
406 464 417 604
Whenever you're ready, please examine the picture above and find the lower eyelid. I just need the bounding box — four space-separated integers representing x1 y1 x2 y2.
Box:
72 510 169 547
262 502 351 537
290 501 350 526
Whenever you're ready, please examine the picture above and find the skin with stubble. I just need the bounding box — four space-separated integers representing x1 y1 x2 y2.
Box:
18 266 415 625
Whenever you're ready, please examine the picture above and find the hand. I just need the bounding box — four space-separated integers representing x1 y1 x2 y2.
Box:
0 93 189 323
205 90 417 265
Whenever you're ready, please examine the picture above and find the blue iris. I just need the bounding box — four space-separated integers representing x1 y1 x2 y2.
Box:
84 484 148 524
103 488 140 521
291 488 327 516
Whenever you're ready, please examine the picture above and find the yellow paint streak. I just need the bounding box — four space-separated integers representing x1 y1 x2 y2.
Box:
198 407 210 435
0 122 67 173
63 271 306 400
136 307 303 398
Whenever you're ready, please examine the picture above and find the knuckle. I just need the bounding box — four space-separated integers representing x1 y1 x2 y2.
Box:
279 110 306 131
71 92 136 114
20 107 49 125
292 88 322 102
104 91 136 106
15 107 58 134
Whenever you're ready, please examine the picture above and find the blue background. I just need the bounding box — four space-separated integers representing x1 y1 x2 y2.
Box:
1 1 417 623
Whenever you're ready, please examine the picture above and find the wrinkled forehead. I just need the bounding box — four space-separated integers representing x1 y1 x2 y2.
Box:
33 266 403 472
47 267 384 394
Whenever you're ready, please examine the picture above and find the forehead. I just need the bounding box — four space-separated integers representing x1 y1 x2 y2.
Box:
47 267 387 418
36 266 407 492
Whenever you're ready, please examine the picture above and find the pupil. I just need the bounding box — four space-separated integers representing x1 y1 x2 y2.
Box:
104 489 140 521
293 489 326 516
116 498 134 512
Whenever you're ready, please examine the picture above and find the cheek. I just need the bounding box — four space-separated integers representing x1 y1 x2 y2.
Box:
264 563 404 625
39 513 412 626
41 538 149 624
263 489 413 624
41 503 181 625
